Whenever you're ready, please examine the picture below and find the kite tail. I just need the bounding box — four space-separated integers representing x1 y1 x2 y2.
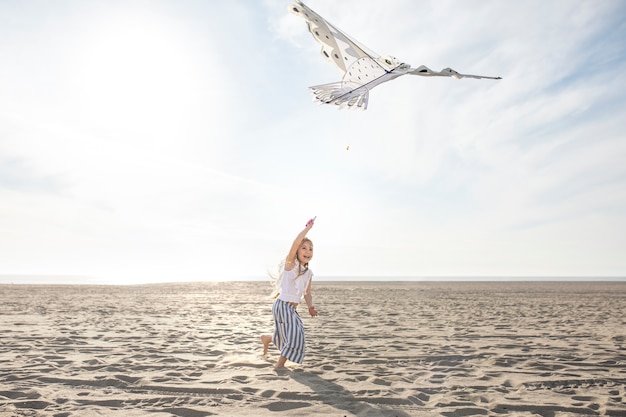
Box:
309 82 369 110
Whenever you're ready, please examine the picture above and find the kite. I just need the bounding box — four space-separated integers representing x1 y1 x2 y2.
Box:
290 1 501 110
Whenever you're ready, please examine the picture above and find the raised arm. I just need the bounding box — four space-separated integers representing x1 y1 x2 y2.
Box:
285 217 315 270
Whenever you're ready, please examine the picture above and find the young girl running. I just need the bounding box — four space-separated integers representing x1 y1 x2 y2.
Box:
261 217 318 368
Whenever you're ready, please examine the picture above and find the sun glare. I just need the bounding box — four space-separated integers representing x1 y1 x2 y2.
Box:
75 13 198 143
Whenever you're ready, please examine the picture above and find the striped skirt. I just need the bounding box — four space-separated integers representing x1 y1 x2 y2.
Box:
272 299 306 364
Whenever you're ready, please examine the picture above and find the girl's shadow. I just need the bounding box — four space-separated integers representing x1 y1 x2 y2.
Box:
290 370 416 417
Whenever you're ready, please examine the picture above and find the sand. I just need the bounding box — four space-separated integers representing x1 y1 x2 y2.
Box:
1 281 625 417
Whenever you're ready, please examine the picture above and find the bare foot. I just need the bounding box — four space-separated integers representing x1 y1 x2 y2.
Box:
274 355 287 369
260 335 271 355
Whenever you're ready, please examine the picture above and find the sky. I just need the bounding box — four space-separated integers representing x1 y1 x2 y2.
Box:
1 0 625 285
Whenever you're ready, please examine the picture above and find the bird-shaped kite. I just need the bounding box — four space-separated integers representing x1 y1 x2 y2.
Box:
290 1 501 110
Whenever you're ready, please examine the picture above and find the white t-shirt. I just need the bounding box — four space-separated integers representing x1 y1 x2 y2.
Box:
277 261 313 303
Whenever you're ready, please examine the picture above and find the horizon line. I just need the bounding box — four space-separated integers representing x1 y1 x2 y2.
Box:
1 274 625 286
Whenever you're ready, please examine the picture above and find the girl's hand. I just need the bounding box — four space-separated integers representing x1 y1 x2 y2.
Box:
308 305 318 317
305 216 316 228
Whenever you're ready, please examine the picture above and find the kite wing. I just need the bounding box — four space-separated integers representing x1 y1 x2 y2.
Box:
289 1 395 74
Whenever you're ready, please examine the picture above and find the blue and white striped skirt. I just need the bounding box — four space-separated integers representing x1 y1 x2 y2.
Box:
272 299 306 364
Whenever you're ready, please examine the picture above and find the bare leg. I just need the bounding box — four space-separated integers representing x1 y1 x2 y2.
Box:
275 355 287 369
260 335 272 355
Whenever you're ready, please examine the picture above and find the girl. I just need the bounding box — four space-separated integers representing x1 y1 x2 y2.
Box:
261 217 318 368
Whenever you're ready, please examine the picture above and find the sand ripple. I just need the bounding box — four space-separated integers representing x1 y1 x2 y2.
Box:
1 281 625 416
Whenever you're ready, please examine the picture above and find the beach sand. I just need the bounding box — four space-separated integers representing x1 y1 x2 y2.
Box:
1 281 625 417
